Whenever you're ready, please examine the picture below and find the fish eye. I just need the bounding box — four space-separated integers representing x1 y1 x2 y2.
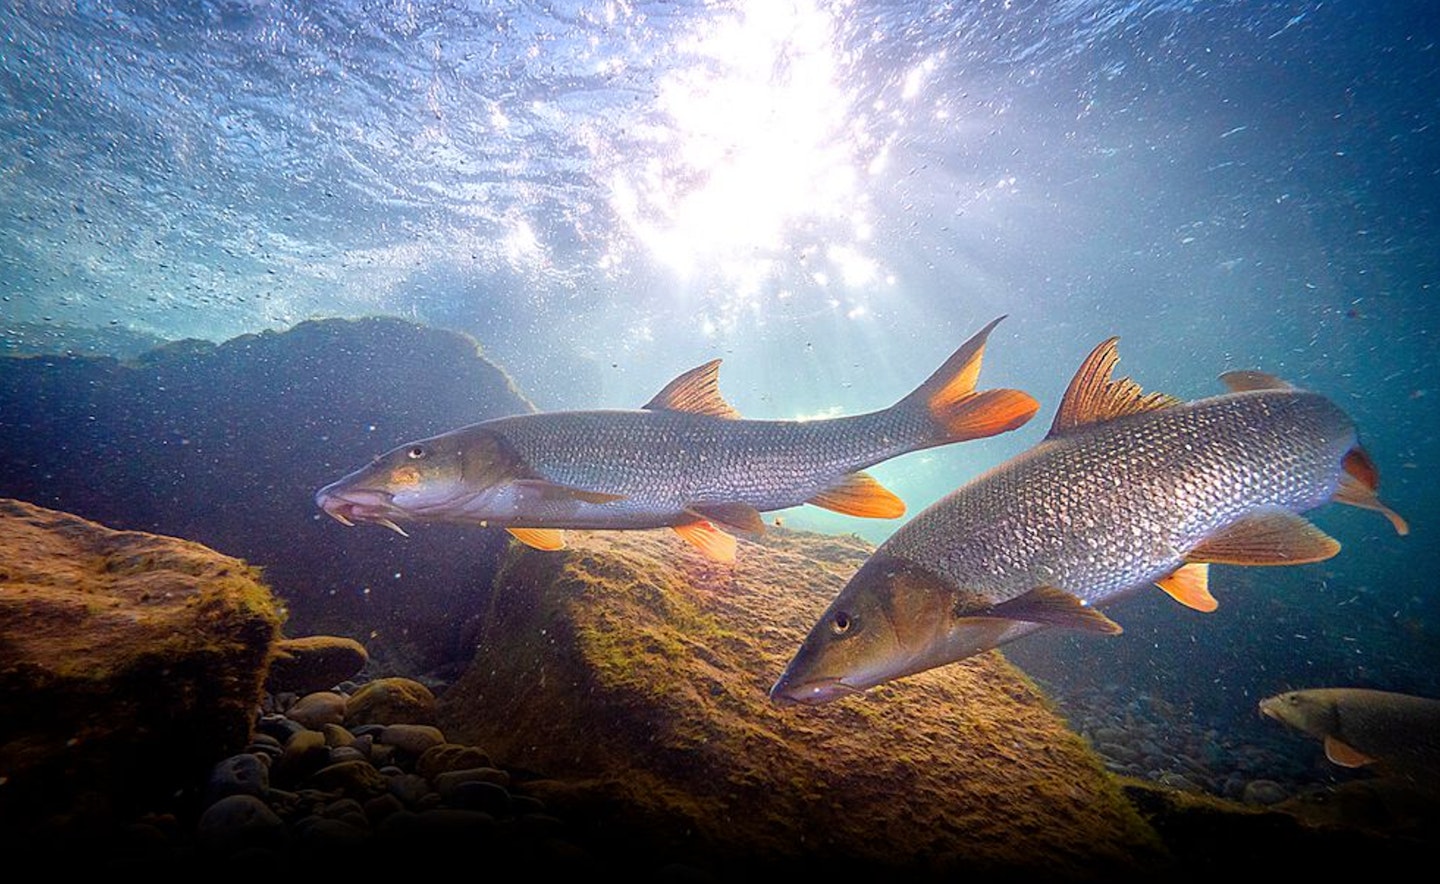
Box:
830 611 854 636
407 445 426 460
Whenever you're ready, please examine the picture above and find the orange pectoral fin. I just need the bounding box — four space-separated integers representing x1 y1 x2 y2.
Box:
507 527 566 551
672 520 737 563
1154 562 1217 612
1323 736 1375 768
807 472 906 519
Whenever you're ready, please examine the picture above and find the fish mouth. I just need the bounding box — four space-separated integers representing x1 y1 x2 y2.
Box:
768 674 863 707
314 485 411 537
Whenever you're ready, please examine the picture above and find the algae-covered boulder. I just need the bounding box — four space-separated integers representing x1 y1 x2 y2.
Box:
437 528 1171 879
0 498 284 827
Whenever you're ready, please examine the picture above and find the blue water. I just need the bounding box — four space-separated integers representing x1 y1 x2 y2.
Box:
2 0 1437 768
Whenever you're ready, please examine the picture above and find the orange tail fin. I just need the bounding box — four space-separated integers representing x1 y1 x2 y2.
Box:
897 316 1039 445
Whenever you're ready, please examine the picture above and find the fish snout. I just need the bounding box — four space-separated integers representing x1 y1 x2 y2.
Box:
314 483 394 527
768 672 858 707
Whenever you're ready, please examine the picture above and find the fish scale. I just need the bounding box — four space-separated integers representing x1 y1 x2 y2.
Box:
488 407 937 511
898 391 1352 607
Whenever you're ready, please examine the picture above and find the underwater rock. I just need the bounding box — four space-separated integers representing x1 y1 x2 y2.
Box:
265 635 369 696
0 316 530 674
0 498 283 825
346 676 437 726
437 527 1172 879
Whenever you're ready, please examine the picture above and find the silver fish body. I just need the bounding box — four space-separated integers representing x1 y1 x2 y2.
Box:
771 338 1408 705
315 317 1039 561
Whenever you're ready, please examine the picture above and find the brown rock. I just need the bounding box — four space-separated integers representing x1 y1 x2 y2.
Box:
0 498 283 825
345 677 436 726
415 743 493 780
285 691 348 730
438 529 1171 879
265 635 369 695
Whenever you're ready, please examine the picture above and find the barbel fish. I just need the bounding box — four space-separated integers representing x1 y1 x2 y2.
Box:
771 335 1408 705
315 317 1038 563
1260 687 1440 785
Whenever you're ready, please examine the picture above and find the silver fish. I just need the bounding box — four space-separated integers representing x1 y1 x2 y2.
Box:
315 317 1039 562
772 336 1408 705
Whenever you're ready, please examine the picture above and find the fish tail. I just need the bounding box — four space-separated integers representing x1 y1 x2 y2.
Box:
895 315 1039 445
1333 444 1409 535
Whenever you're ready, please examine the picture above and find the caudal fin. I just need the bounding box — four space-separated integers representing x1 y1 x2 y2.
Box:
1333 446 1409 535
895 315 1040 446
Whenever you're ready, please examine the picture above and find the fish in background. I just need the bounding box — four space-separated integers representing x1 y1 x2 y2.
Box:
1260 688 1440 788
315 317 1039 563
772 335 1408 705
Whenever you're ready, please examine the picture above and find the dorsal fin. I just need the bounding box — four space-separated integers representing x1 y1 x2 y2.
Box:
1047 337 1180 438
1219 370 1296 393
642 359 741 418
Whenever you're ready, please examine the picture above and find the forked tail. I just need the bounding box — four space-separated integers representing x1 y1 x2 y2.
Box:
894 315 1040 448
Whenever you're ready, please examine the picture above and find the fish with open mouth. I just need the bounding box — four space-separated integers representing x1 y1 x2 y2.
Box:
314 316 1039 562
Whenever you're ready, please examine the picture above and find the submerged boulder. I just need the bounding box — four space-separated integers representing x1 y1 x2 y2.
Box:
437 528 1171 879
0 498 284 828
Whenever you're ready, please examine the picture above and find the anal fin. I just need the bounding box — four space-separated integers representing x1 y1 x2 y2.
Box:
807 471 906 519
673 520 737 564
507 527 566 551
1155 562 1217 612
1186 510 1341 566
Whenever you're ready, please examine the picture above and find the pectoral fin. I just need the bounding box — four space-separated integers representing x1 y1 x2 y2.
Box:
507 527 566 551
987 586 1123 635
1323 736 1374 768
672 520 737 563
1186 510 1341 565
514 479 628 505
807 471 906 519
1154 562 1216 612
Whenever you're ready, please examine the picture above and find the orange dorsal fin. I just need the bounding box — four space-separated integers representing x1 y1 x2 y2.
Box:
685 502 767 535
1186 511 1342 565
642 360 741 418
1332 446 1409 535
672 520 737 563
988 586 1124 634
1047 337 1180 438
1323 736 1374 768
1219 370 1296 393
1154 562 1217 612
807 472 906 519
507 527 566 551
